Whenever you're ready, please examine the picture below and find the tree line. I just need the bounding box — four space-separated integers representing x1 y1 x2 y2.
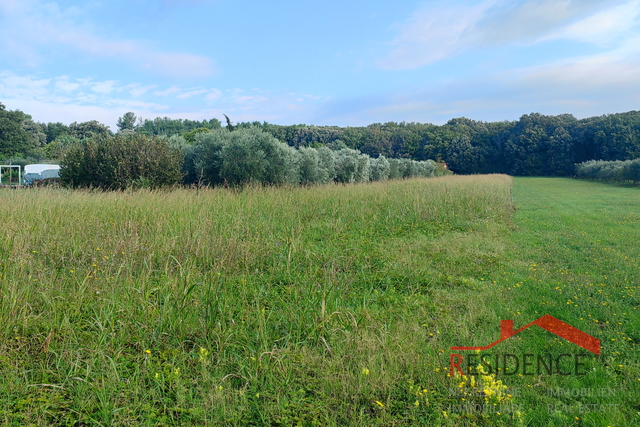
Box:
2 102 640 177
574 159 640 184
59 127 444 190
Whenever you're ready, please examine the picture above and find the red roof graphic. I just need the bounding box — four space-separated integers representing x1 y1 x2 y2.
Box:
450 314 600 355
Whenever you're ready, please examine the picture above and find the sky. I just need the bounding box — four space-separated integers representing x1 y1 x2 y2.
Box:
1 0 639 131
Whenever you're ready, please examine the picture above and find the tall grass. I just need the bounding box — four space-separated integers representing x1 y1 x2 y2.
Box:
0 176 515 425
2 176 637 426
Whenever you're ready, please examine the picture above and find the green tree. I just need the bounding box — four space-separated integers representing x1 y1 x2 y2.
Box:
22 118 47 147
183 127 211 143
43 134 81 160
224 114 235 132
369 155 390 181
117 112 138 132
69 120 112 140
445 136 477 174
45 122 70 142
219 127 298 185
622 159 640 184
187 127 300 186
0 103 32 157
298 147 328 185
333 148 363 183
60 134 183 189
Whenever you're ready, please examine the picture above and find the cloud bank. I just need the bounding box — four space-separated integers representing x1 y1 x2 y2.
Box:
380 0 637 70
0 0 215 78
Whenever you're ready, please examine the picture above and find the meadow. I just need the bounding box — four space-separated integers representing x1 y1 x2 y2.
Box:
0 175 637 426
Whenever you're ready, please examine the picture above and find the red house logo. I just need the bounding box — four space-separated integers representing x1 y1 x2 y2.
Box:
450 314 600 355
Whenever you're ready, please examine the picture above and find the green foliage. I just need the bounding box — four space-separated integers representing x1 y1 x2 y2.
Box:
219 132 269 184
44 122 70 142
317 146 336 181
251 111 640 176
187 127 300 186
298 146 334 185
387 158 436 180
298 146 325 185
60 134 184 189
223 114 234 132
575 158 640 183
622 158 640 183
333 148 363 183
182 127 211 143
137 116 222 136
182 127 438 188
7 102 640 179
0 177 637 425
0 156 36 170
445 136 477 174
116 112 138 131
0 103 32 157
68 120 112 140
22 118 47 147
42 134 80 160
369 155 390 181
185 131 226 185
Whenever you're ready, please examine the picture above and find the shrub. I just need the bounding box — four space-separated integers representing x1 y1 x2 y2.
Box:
187 127 300 186
60 134 184 189
388 158 402 180
317 147 336 183
182 127 440 188
369 155 390 181
621 159 640 184
575 158 640 184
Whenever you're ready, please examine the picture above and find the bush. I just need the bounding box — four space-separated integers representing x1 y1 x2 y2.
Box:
369 155 390 181
621 159 640 184
187 127 300 186
575 158 640 184
181 127 439 188
60 134 184 189
317 147 336 183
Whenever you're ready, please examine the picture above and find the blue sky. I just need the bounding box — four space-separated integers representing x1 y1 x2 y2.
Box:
1 0 639 131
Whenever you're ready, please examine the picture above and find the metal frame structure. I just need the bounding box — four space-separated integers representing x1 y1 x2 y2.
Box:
0 164 21 185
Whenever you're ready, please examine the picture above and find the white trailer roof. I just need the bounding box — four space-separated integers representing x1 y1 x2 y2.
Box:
24 164 61 175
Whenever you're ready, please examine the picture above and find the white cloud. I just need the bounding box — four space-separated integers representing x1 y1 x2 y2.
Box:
504 53 640 96
0 0 216 78
154 87 181 96
205 89 222 100
0 72 51 99
136 51 215 79
234 95 268 105
176 89 209 99
366 55 640 125
0 71 327 128
127 84 157 97
54 77 81 93
473 0 617 45
380 0 633 70
540 0 640 45
379 0 495 70
0 71 169 128
91 80 118 94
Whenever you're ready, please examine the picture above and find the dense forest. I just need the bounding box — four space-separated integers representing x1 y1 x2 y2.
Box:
2 102 640 177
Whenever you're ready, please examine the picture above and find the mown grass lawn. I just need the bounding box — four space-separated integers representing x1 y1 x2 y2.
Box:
474 178 639 427
0 176 637 426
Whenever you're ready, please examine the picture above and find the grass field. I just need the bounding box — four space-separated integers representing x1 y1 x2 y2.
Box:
0 176 637 426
